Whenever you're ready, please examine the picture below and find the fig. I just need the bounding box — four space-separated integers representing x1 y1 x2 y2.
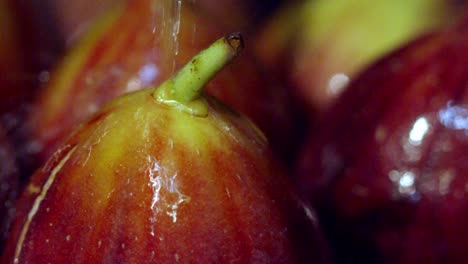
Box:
25 0 298 173
255 0 464 112
296 14 468 263
3 34 327 263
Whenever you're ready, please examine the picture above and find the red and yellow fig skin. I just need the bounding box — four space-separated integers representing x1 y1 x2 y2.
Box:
296 14 468 263
0 126 19 252
255 0 466 114
3 83 327 263
25 0 297 171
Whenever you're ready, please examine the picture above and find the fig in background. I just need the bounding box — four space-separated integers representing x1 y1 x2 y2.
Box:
3 34 328 263
49 0 281 45
296 13 468 263
25 0 299 174
256 0 464 113
0 125 19 253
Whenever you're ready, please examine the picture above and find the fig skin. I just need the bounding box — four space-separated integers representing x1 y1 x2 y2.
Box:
296 14 468 263
255 0 465 113
25 0 298 172
3 36 328 263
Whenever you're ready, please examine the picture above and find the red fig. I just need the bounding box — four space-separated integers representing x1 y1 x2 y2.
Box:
256 0 464 112
4 34 327 263
26 0 298 172
296 14 468 263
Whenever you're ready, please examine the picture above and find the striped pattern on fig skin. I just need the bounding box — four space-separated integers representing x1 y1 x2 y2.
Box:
4 88 326 263
28 0 296 170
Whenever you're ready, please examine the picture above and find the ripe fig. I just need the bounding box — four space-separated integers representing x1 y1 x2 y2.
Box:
256 0 464 112
25 0 298 173
4 34 327 263
296 14 468 263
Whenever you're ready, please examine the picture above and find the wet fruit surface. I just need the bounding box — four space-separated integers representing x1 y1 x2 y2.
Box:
296 15 468 263
3 36 328 264
26 0 297 171
5 86 327 264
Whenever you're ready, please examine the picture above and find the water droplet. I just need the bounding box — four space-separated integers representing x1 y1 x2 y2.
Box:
328 73 349 95
147 157 191 223
399 172 415 188
389 170 418 199
409 117 430 145
139 63 159 85
172 0 182 57
439 102 468 133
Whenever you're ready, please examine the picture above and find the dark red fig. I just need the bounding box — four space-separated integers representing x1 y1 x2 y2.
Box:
3 34 328 263
296 14 468 263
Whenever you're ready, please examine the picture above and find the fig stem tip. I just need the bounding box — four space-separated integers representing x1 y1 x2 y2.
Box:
225 32 244 55
154 32 244 109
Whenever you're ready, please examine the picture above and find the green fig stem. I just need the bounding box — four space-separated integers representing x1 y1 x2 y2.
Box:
153 33 244 117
